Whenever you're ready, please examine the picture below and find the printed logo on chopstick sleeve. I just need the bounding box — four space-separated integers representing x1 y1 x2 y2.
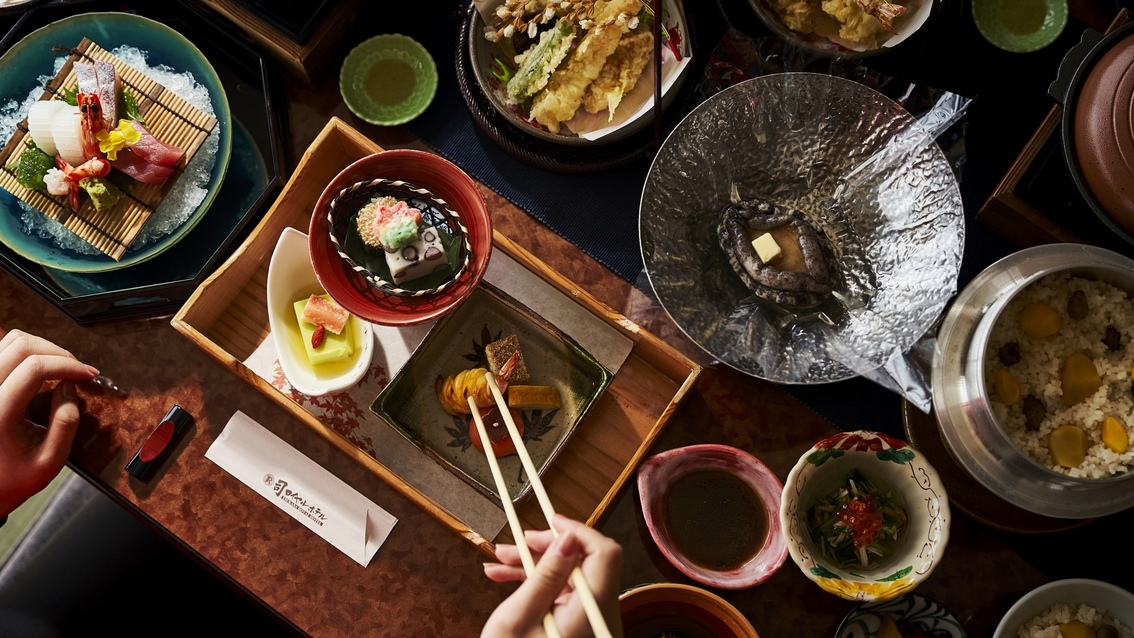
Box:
264 474 329 526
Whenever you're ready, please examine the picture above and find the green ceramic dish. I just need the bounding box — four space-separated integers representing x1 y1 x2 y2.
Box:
0 12 231 273
372 282 612 505
973 0 1068 53
340 34 438 126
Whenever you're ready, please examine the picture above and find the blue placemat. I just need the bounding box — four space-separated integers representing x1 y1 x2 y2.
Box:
403 7 656 283
395 3 1035 441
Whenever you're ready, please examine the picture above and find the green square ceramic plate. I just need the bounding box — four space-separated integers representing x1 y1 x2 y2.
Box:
372 282 613 505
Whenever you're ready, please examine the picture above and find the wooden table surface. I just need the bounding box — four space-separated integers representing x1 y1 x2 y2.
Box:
3 5 1134 636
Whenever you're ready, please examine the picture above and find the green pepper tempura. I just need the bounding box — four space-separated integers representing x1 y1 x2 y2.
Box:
806 469 907 571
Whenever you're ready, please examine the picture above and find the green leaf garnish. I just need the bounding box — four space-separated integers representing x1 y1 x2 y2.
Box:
120 87 146 126
56 87 78 106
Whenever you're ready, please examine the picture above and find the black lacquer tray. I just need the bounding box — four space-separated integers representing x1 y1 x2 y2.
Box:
0 0 288 324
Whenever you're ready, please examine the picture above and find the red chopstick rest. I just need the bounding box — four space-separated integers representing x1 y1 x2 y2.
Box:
125 405 193 481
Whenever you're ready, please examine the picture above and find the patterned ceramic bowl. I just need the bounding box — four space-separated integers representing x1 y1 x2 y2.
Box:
836 593 966 638
780 431 950 602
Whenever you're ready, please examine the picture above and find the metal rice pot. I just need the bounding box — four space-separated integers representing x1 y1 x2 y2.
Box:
932 244 1134 520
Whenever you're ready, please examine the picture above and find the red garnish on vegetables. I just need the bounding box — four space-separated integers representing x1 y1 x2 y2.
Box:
837 493 883 548
311 325 325 349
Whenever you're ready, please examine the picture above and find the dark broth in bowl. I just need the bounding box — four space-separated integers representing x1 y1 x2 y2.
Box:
661 470 767 571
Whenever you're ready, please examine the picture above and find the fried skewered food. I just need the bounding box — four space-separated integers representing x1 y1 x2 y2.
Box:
436 352 520 416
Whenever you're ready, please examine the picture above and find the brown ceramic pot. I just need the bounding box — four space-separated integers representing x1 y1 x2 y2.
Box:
1050 22 1134 244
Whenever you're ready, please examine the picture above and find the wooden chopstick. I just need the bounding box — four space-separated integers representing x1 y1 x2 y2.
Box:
468 397 563 638
484 373 614 638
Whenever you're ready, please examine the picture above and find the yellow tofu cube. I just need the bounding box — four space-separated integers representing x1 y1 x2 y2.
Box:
293 297 354 366
751 232 781 264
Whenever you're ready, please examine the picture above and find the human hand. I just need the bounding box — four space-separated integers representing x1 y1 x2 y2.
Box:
0 329 98 518
482 514 623 638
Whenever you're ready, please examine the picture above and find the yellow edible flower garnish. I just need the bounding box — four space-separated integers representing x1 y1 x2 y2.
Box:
96 120 142 161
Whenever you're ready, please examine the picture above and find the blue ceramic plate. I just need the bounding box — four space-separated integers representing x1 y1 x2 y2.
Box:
836 594 967 638
0 11 231 273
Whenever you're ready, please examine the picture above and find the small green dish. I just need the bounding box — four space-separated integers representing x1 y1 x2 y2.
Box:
973 0 1068 53
340 34 438 126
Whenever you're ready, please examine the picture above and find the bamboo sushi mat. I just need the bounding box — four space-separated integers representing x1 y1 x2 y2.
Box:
0 38 217 261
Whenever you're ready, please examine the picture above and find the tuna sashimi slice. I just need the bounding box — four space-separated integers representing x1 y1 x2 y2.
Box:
128 121 183 167
301 295 349 334
111 149 174 185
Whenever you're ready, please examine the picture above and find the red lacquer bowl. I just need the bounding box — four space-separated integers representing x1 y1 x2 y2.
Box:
308 150 492 326
637 444 787 590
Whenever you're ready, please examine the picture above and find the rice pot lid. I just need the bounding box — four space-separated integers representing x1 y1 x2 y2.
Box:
1073 32 1134 234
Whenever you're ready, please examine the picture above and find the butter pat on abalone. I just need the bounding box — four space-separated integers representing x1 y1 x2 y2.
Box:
385 226 450 284
751 232 781 264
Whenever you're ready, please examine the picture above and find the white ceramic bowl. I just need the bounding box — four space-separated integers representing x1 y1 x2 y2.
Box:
994 579 1134 637
780 430 950 602
267 228 373 396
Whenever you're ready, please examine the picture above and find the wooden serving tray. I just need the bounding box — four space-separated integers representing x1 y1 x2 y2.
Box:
171 117 701 554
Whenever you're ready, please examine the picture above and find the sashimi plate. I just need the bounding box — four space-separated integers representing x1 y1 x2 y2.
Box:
0 11 231 273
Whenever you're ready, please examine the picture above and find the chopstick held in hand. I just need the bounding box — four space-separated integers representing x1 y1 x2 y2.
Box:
469 397 563 638
483 373 614 638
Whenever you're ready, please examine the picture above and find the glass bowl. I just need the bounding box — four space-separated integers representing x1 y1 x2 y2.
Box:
640 72 963 384
933 243 1134 519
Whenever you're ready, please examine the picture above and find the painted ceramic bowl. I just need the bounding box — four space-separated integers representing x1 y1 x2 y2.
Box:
0 12 231 272
837 593 967 638
326 178 472 297
994 579 1134 638
637 444 787 589
340 34 437 126
619 583 760 638
308 150 491 327
780 431 950 602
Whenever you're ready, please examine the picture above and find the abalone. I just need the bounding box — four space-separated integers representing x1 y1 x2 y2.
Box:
718 197 838 308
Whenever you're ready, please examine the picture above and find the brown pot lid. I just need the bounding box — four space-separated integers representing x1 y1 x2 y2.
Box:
1074 32 1134 233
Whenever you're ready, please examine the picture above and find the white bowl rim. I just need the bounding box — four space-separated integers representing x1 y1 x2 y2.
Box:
993 578 1134 638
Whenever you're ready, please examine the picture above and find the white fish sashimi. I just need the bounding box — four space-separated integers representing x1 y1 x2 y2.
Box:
26 100 68 156
95 61 119 125
50 104 84 165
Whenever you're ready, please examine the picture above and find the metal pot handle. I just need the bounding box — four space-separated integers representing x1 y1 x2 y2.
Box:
1049 28 1104 104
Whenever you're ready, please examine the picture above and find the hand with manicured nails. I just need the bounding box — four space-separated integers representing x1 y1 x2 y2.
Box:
482 514 624 638
0 329 98 518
